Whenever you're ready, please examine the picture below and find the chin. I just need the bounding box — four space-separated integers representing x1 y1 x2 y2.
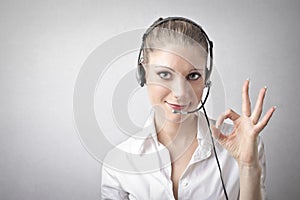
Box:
163 108 192 123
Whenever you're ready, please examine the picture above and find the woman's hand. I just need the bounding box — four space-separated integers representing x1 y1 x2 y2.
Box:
211 79 276 167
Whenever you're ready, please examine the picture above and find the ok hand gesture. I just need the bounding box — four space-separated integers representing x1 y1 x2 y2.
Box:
211 79 276 167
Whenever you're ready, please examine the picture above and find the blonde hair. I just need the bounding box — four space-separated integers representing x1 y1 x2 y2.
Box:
142 17 209 63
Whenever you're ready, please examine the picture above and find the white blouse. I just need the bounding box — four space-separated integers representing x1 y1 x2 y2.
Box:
101 112 266 200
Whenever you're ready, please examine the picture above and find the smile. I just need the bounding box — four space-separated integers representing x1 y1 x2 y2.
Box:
165 101 187 110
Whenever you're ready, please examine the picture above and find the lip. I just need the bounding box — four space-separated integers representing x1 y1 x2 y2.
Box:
165 101 187 110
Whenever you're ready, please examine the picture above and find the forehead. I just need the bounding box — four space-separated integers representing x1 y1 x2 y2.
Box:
147 45 207 70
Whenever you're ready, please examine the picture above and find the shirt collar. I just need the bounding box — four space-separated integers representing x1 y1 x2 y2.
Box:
194 112 213 161
135 110 161 154
137 111 213 158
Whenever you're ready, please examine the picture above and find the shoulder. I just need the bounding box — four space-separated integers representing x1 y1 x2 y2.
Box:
102 136 141 170
102 132 166 175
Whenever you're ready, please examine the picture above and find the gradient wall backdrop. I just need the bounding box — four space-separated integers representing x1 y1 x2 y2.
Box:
1 0 299 199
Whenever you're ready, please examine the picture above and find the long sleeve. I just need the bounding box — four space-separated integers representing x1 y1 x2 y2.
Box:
258 136 267 200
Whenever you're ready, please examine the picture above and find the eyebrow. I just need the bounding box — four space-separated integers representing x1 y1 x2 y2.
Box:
154 65 204 73
154 65 175 72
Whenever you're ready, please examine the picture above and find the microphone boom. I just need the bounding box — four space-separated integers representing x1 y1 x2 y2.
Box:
172 82 211 115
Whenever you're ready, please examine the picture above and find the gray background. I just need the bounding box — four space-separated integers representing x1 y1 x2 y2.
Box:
1 0 300 199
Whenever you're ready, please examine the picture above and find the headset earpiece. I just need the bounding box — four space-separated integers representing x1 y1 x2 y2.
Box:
205 68 211 87
137 63 146 87
205 40 213 88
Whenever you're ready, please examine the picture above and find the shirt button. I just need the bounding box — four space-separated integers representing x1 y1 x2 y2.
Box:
182 181 189 187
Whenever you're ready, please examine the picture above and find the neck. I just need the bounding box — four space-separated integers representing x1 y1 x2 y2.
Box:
155 112 198 147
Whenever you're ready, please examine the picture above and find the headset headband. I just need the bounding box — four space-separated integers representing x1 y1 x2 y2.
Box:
137 17 213 87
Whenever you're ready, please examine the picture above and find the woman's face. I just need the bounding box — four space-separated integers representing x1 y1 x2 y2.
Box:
144 45 207 123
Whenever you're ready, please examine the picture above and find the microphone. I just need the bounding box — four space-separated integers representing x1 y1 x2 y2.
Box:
172 81 211 115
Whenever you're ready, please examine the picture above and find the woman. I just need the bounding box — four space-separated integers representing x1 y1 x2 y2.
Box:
101 17 275 200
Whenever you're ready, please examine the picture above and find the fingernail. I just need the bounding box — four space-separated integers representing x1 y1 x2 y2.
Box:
246 78 250 81
264 86 268 89
274 106 277 110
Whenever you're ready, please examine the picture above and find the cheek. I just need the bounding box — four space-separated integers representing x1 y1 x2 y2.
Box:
147 85 170 104
191 84 205 101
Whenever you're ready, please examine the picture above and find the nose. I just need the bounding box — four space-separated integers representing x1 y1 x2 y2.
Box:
172 77 190 101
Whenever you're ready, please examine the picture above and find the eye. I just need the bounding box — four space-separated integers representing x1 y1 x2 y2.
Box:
157 71 172 80
187 72 201 80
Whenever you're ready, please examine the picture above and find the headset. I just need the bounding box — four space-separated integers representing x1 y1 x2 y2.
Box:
136 16 213 114
137 17 213 88
136 17 229 200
